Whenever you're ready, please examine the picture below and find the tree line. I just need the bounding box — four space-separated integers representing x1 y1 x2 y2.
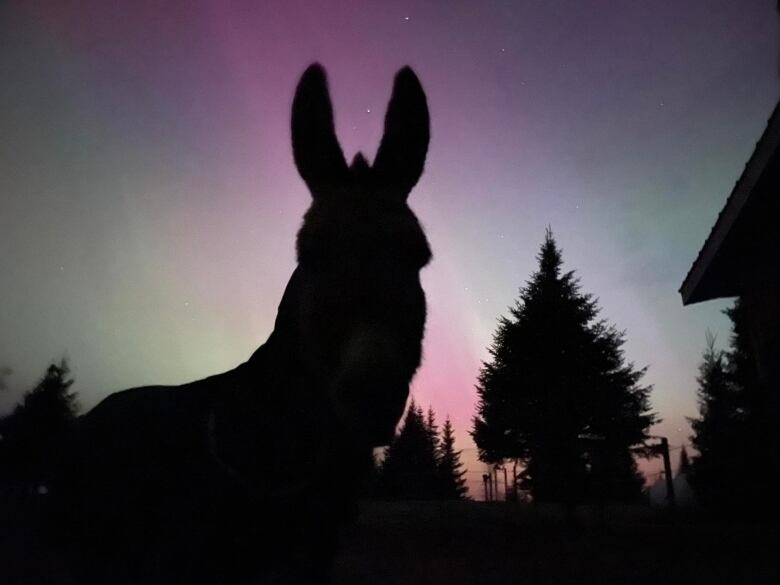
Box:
1 232 774 512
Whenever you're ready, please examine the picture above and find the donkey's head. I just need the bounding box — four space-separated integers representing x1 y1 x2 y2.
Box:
289 64 431 446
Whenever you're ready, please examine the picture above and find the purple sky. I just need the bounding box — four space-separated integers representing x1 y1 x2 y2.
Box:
1 0 779 491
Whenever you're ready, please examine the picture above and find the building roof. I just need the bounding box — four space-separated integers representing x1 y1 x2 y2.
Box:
680 100 780 305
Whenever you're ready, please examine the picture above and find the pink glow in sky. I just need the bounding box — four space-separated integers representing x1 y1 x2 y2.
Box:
2 0 779 493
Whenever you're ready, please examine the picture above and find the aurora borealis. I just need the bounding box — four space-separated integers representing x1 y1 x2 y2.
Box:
1 0 779 488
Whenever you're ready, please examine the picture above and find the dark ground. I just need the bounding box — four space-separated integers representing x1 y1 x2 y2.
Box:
2 495 778 584
334 500 779 585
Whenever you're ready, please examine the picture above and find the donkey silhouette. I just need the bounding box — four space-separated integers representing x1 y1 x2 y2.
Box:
54 64 431 584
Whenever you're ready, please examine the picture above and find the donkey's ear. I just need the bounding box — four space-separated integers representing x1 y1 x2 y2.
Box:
373 67 430 199
291 64 348 195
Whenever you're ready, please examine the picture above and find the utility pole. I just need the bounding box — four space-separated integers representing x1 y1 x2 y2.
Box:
644 436 676 511
660 437 676 511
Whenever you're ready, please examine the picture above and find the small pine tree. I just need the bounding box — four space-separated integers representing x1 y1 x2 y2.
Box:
438 417 468 500
0 359 79 486
426 406 440 463
378 399 440 499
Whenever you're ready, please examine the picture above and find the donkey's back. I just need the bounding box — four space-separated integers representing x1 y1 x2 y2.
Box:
60 369 342 583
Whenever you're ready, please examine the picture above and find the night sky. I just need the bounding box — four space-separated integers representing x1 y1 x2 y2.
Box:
1 1 778 489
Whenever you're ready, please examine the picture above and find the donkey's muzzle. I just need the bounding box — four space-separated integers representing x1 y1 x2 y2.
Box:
332 374 409 446
331 323 418 445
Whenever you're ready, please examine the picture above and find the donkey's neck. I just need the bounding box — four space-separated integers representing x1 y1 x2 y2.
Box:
243 266 309 383
209 267 339 478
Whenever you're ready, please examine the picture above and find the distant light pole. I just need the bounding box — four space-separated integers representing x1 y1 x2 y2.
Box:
660 437 676 510
647 436 676 511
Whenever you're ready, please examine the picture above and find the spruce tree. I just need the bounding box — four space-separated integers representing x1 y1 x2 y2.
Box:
378 399 440 499
689 301 770 511
0 359 79 486
723 300 773 505
438 417 468 500
425 406 441 464
688 335 745 507
471 229 656 503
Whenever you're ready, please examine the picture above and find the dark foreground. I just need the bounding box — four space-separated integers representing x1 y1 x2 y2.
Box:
2 497 778 584
334 501 779 585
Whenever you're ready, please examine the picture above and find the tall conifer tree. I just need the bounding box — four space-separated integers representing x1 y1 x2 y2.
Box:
472 229 656 503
